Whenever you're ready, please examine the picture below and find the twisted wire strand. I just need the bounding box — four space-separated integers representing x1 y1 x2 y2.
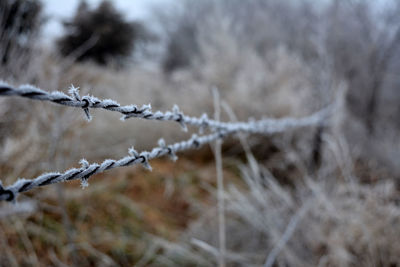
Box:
0 81 331 133
0 131 227 202
0 105 329 203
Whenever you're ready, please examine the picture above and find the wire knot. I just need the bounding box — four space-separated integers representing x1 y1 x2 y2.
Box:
128 147 139 158
139 152 152 171
79 159 90 188
158 138 178 161
173 105 187 132
190 134 201 149
199 113 209 134
69 85 92 121
129 147 152 170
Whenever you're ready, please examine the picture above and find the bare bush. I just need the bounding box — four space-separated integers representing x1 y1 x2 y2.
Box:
57 0 148 66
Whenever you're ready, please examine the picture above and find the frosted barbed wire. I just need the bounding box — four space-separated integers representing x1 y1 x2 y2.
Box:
0 80 332 202
0 131 227 202
0 105 329 203
0 81 331 133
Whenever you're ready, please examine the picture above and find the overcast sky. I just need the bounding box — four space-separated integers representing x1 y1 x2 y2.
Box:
42 0 172 39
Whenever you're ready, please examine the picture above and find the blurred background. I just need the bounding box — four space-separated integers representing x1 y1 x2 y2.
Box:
1 0 400 266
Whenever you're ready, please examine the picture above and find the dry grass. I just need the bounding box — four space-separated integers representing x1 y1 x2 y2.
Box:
1 1 400 265
157 159 400 266
0 155 238 266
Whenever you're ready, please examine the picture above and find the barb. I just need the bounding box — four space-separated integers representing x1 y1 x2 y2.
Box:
0 81 331 133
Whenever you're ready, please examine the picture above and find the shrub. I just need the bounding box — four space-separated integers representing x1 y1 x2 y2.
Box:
57 0 147 65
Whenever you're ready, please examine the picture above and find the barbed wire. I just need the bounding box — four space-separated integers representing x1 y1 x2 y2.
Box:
0 81 332 202
0 131 228 202
0 81 331 133
0 106 329 202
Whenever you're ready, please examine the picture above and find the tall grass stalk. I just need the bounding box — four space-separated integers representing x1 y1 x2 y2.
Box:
213 88 226 267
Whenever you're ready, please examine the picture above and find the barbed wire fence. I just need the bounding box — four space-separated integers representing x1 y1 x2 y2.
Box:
0 81 332 203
